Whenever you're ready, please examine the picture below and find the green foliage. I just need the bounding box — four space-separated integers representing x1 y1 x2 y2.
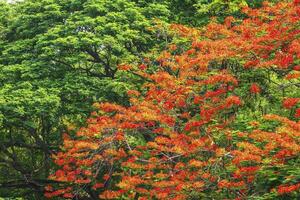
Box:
0 0 169 198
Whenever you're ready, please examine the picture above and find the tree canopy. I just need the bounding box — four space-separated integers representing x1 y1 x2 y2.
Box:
0 0 299 199
46 0 300 199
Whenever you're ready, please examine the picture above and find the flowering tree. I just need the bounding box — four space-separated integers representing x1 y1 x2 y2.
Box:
46 1 300 199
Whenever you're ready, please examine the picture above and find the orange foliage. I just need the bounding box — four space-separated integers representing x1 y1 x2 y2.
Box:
46 1 300 199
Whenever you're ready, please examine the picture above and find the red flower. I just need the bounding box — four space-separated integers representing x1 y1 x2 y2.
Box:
55 170 65 178
250 83 261 94
55 159 64 166
282 98 300 109
293 65 300 71
278 183 300 194
279 54 293 68
225 96 242 107
295 108 300 118
63 193 74 198
139 64 147 70
244 60 259 68
93 183 104 190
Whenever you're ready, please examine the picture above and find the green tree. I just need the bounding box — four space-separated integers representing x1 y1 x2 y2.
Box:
0 0 169 198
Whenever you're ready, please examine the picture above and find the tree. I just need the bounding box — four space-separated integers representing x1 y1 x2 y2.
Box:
47 0 300 199
0 0 170 198
158 0 280 26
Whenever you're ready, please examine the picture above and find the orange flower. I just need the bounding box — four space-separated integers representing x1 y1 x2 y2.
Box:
44 185 53 192
118 64 132 71
127 90 140 96
278 183 300 194
47 2 300 199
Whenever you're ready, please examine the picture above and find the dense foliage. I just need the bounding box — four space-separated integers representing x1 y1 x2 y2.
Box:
0 0 299 199
0 0 169 198
46 0 300 199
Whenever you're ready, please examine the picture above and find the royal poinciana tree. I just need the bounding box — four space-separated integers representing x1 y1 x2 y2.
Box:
46 1 300 199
